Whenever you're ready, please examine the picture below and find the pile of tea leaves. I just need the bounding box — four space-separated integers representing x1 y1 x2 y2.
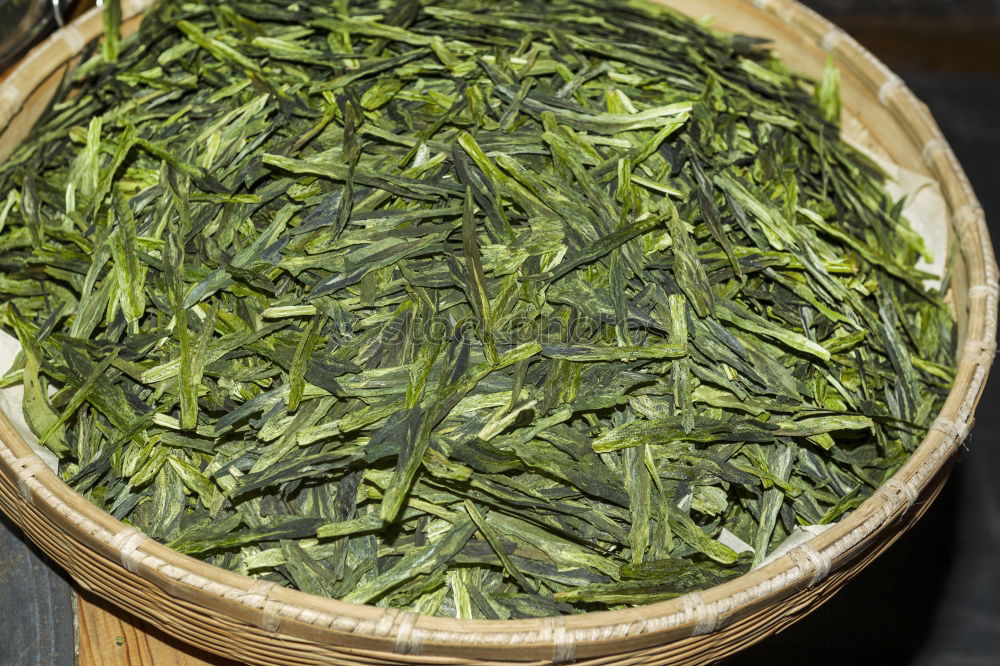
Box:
0 0 955 617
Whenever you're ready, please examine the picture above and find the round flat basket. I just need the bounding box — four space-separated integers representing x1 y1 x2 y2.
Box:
0 0 996 664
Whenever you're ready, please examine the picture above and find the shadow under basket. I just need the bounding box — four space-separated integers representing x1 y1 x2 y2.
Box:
0 0 996 664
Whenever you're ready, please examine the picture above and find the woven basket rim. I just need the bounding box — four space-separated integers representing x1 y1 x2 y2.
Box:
0 0 996 660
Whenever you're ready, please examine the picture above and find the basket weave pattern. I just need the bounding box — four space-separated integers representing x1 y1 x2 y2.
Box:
0 0 995 663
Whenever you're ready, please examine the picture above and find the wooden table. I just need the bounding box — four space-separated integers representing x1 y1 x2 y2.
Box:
76 590 237 665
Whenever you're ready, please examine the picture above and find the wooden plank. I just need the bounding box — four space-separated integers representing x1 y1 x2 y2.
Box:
76 590 241 666
0 514 75 666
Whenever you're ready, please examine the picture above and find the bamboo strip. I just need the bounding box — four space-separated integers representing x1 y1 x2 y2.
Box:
0 1 994 664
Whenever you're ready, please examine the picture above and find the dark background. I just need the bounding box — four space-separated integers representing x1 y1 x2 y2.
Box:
1 1 998 664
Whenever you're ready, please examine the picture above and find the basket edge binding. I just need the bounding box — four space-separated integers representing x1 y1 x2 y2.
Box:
0 0 995 662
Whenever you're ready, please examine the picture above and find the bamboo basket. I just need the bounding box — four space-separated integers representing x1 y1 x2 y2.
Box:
0 0 996 664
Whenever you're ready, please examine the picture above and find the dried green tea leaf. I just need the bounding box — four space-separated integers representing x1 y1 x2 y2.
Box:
0 0 954 618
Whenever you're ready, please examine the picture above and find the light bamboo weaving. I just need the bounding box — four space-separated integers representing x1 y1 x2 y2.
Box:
0 0 995 663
